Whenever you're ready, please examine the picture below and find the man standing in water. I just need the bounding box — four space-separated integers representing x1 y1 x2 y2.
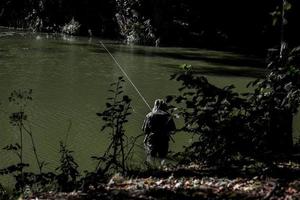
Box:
142 99 176 159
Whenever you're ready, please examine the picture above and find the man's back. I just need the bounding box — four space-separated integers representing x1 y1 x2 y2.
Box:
143 110 175 136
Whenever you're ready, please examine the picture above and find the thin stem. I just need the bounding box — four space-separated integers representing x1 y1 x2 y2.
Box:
19 123 24 191
64 120 72 147
120 130 125 173
23 124 43 173
125 134 143 162
95 139 114 171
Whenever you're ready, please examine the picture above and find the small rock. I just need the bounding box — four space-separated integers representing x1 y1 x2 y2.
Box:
156 180 164 185
108 173 124 186
137 181 145 189
168 174 174 180
175 182 183 188
185 180 191 187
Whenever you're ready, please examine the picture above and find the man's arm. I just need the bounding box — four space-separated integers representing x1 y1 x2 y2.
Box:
142 115 152 144
142 114 151 135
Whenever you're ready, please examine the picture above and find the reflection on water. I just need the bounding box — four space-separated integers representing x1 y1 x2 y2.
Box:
0 29 269 181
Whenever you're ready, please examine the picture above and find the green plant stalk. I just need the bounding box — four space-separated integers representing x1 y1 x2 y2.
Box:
116 115 124 173
23 125 43 173
96 80 120 171
96 77 134 174
19 124 24 191
118 102 131 173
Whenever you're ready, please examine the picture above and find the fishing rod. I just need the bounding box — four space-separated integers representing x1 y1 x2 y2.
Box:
99 41 176 143
99 41 152 111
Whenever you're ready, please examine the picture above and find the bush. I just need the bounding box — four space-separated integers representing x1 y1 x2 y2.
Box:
94 77 134 174
171 47 300 164
55 141 79 192
169 65 252 164
115 0 156 45
61 18 81 35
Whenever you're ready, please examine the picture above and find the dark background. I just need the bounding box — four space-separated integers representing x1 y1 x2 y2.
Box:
0 0 299 50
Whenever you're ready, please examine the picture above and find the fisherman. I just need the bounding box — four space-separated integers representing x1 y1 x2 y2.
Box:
142 99 176 159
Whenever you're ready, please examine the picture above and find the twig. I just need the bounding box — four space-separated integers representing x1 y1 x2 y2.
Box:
263 182 278 200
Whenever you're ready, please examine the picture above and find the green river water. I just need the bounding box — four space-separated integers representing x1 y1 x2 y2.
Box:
1 28 299 185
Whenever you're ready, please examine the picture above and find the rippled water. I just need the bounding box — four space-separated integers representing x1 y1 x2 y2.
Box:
2 28 289 185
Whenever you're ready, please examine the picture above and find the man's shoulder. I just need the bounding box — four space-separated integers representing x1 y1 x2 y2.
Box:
146 112 153 118
148 110 170 118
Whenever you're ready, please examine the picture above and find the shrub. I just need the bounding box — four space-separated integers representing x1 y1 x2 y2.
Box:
94 76 135 175
61 18 81 35
171 47 300 164
55 141 79 192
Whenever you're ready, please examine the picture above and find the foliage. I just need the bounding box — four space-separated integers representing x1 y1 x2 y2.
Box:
0 136 79 194
270 0 292 27
245 47 300 152
16 172 56 195
0 144 30 174
170 47 300 164
55 141 79 192
0 89 49 193
169 66 250 164
0 90 33 190
115 0 156 45
0 81 137 194
9 89 45 172
0 184 9 200
61 18 81 35
24 8 44 32
94 76 134 175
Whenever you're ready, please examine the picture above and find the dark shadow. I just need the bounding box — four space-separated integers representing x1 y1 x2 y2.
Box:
0 53 13 59
53 41 99 48
160 63 265 78
53 40 265 70
52 41 266 78
28 47 67 53
88 48 107 54
52 41 112 54
112 47 265 68
52 40 121 49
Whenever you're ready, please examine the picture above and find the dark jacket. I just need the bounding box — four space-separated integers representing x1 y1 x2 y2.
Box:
142 109 176 138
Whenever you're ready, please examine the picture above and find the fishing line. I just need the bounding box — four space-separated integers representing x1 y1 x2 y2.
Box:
99 43 177 143
99 41 152 111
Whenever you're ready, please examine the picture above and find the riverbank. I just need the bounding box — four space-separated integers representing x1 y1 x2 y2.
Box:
23 160 300 200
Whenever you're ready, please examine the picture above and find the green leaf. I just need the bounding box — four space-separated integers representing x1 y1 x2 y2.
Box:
180 64 192 70
284 1 292 11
